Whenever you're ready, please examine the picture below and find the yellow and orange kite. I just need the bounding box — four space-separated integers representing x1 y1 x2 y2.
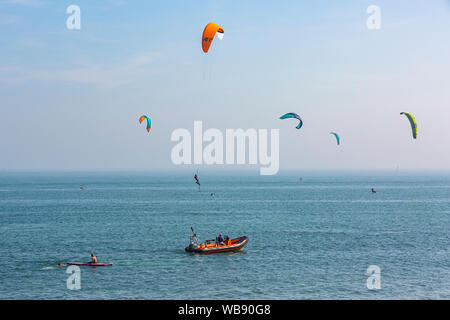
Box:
202 22 224 53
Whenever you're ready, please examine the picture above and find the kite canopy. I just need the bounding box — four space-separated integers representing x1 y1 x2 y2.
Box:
330 132 340 145
139 115 152 133
280 112 303 129
202 22 224 53
400 112 417 139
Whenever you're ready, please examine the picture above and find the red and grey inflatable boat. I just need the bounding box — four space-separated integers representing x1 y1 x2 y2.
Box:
185 236 249 254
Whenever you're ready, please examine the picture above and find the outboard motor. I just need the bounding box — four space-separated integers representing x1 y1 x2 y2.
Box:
186 226 200 252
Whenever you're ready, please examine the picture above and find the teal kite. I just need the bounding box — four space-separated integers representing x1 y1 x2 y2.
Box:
280 113 303 129
330 132 340 145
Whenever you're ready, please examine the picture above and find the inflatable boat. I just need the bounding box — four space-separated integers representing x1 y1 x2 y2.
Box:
185 235 249 254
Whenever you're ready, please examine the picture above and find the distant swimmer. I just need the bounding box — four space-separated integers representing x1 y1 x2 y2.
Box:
80 186 85 190
371 188 376 194
299 178 303 181
210 193 215 197
57 263 64 267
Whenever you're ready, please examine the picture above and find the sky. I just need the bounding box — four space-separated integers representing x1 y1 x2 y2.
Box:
0 0 449 172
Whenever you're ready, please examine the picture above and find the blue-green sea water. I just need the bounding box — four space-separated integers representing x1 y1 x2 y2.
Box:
0 171 449 299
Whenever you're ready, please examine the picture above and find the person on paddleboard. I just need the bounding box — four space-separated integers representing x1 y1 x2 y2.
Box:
90 253 98 264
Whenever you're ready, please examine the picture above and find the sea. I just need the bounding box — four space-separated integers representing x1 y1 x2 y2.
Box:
0 171 449 299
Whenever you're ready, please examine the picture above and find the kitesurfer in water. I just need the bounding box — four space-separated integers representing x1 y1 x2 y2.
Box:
194 174 201 191
371 188 376 194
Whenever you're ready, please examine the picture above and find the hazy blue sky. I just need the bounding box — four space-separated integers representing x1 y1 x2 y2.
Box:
0 0 449 172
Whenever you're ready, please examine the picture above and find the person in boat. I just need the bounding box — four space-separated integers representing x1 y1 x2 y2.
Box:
224 235 230 245
217 234 224 246
90 253 98 264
